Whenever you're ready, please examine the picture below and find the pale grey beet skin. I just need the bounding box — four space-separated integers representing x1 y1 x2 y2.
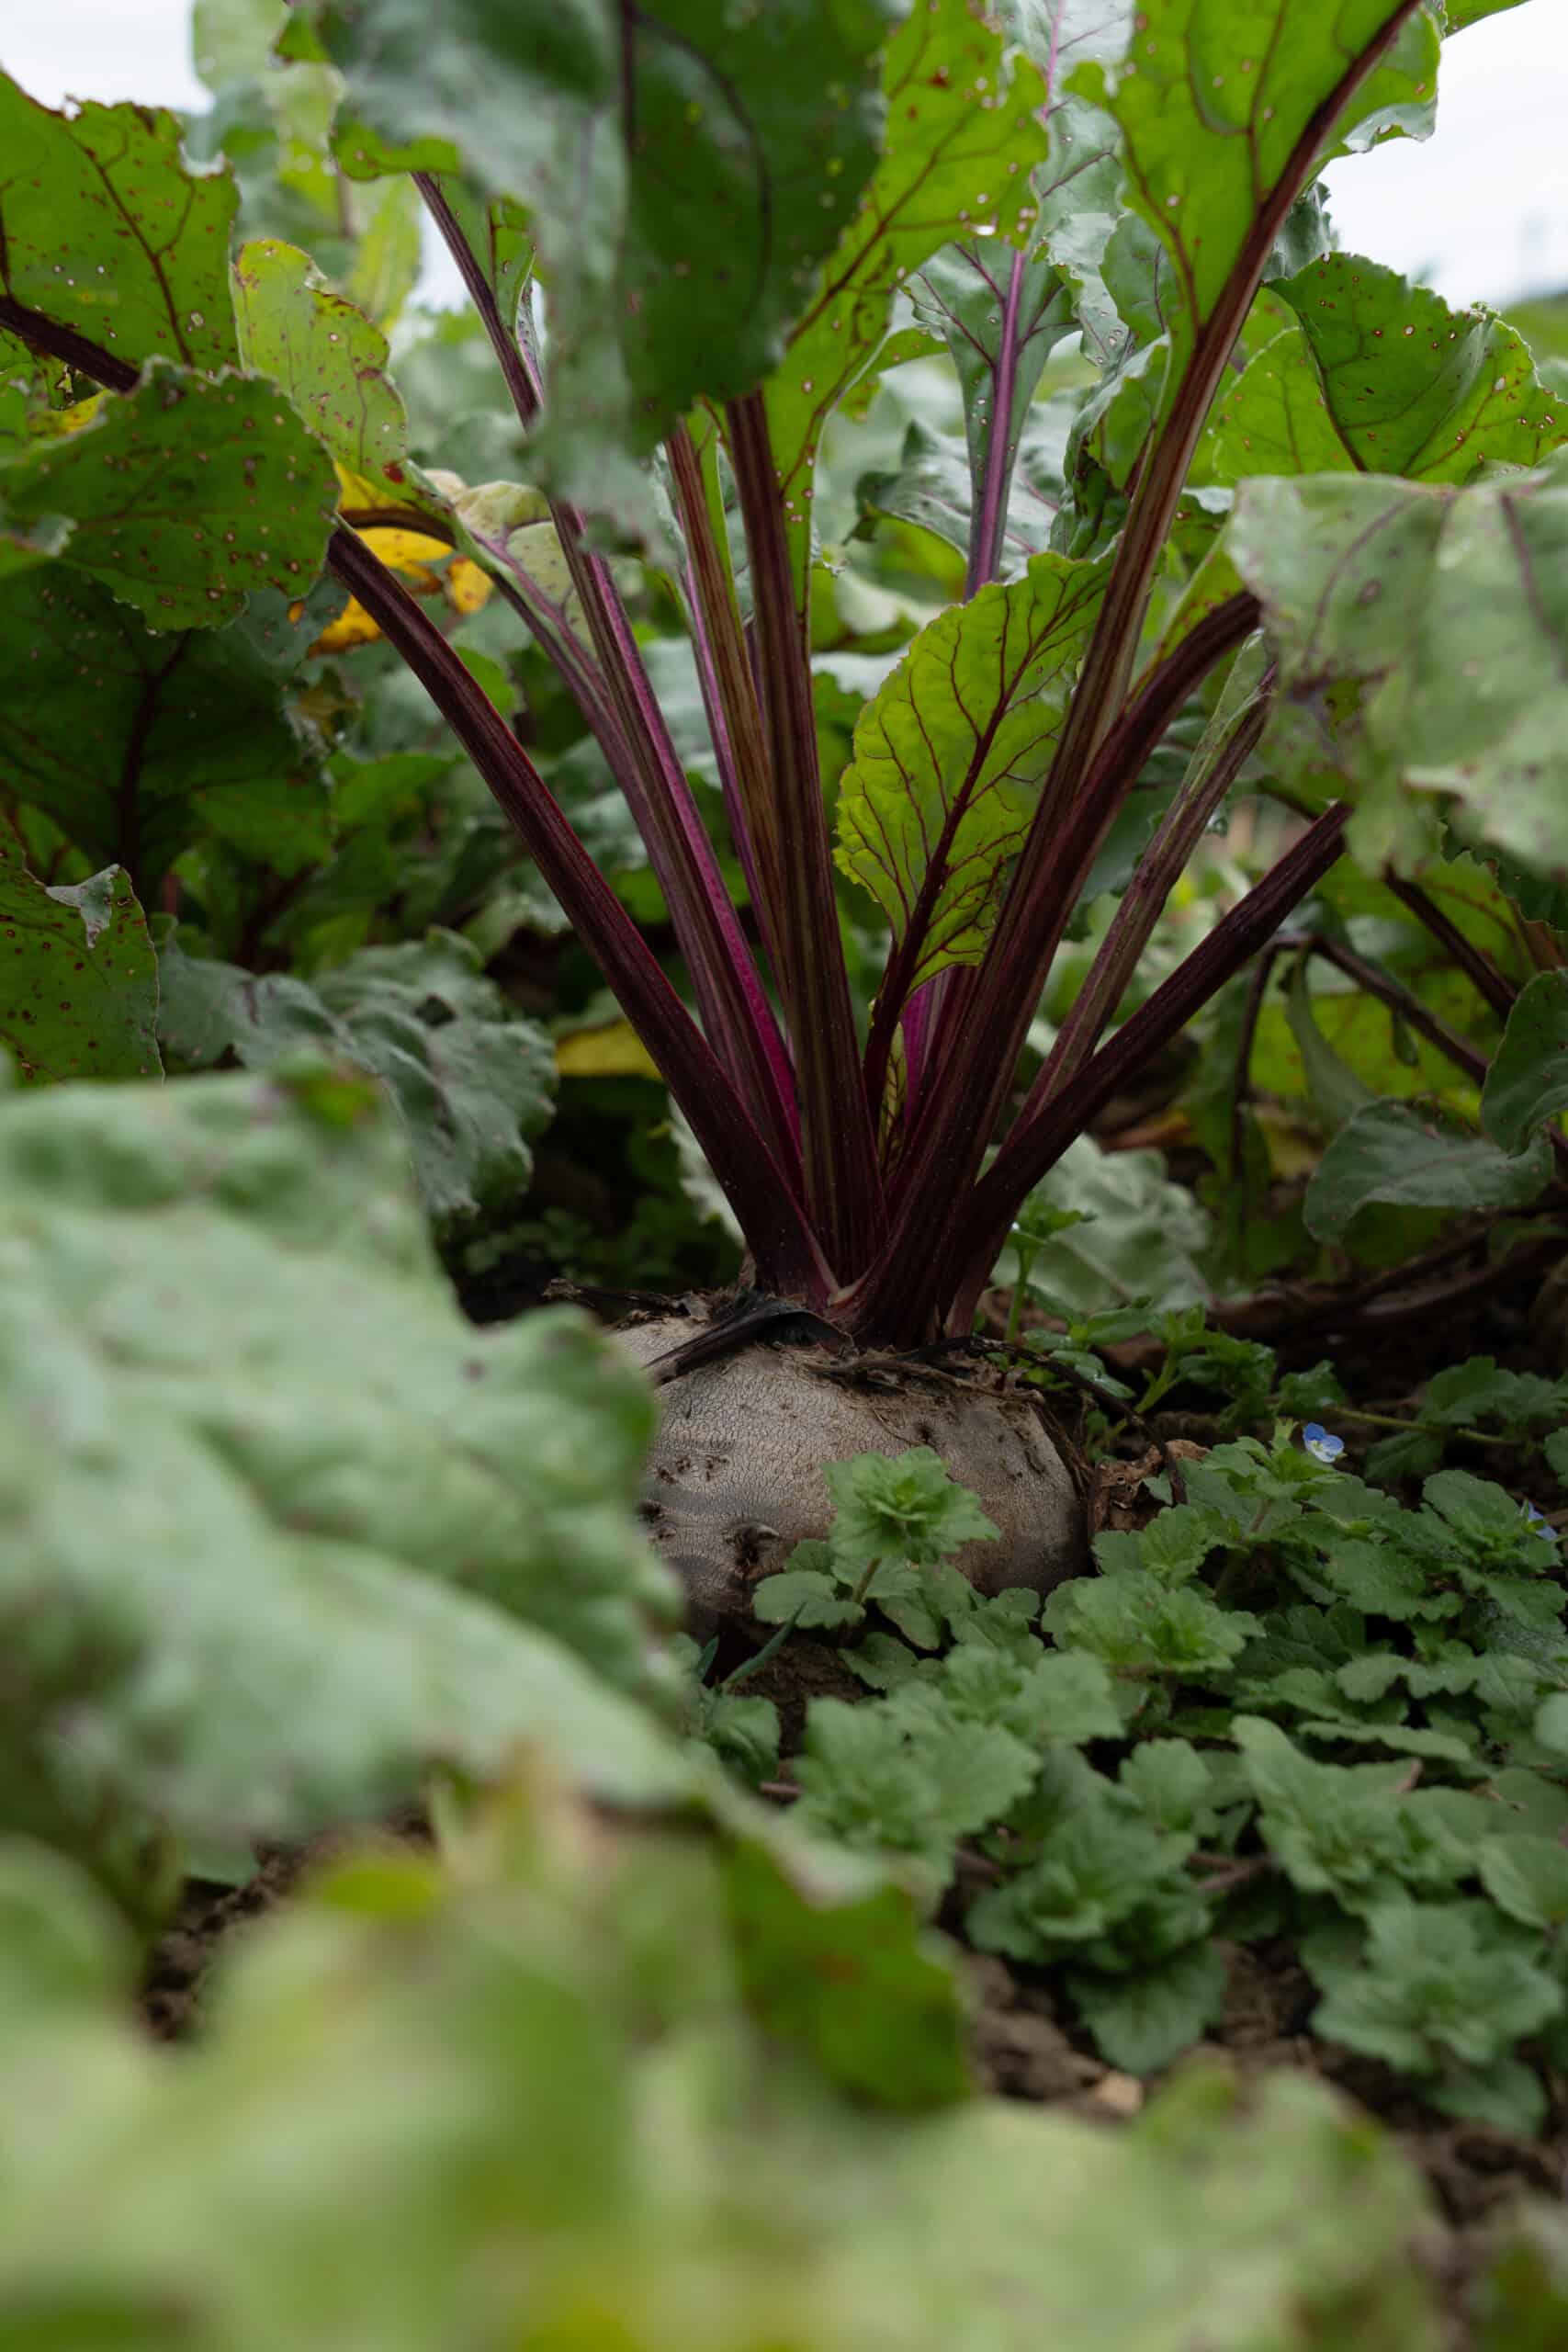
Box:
617 1311 1087 1642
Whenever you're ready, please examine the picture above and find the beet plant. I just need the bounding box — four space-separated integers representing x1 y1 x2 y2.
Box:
3 0 1566 1622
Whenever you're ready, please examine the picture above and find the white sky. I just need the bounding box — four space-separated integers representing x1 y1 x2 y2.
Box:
4 0 1566 312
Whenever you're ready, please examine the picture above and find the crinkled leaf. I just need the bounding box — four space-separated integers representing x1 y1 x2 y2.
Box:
1478 1836 1568 1933
1 363 337 629
750 1566 864 1631
1314 1900 1562 2075
299 0 897 528
1481 970 1568 1156
157 929 555 1228
1235 1719 1474 1908
1303 1100 1551 1240
1068 1943 1226 2075
764 0 1049 606
1231 461 1568 876
0 1064 684 1876
793 1695 1037 1877
231 239 410 490
967 1798 1192 1959
1044 1572 1256 1676
824 1447 1000 1573
0 80 240 375
0 569 328 882
723 1828 970 2106
836 554 1104 1000
932 1645 1122 1746
0 845 161 1084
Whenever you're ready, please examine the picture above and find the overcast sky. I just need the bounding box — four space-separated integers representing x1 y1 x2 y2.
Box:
5 0 1565 312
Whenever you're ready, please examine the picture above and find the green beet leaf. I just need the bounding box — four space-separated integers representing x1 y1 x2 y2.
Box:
764 0 1049 608
1481 969 1568 1156
1201 259 1562 492
1276 256 1562 481
910 242 1077 574
0 569 329 888
0 1061 681 1885
1 363 338 629
0 1800 1446 2351
836 554 1105 1003
0 844 161 1085
157 928 556 1229
0 78 240 377
298 0 897 528
1231 458 1568 876
1076 1 1443 442
1303 1100 1551 1241
856 403 1068 572
231 238 411 492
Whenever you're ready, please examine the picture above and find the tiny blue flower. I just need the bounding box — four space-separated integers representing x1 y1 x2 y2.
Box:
1303 1423 1345 1464
1522 1501 1558 1544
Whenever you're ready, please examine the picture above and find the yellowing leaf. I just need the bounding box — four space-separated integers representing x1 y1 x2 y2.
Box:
556 1022 660 1079
309 526 491 651
446 556 491 616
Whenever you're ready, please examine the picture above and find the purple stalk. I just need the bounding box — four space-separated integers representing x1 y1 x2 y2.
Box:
414 175 544 421
416 175 802 1184
1035 0 1428 808
1381 871 1519 1023
932 805 1355 1337
664 420 784 1001
1 273 829 1292
726 388 886 1272
964 245 1029 599
1032 673 1273 1100
858 592 1261 1306
329 526 832 1295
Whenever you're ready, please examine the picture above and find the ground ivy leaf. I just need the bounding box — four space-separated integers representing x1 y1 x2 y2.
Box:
232 239 410 491
0 569 328 888
1067 1942 1226 2075
835 554 1105 1002
793 1695 1038 1879
723 1828 971 2107
1479 1836 1568 1933
1231 460 1568 877
0 844 162 1085
0 78 240 377
1481 969 1568 1157
1303 1100 1551 1241
299 0 897 531
157 929 556 1230
1077 2 1443 439
3 363 338 629
1314 1899 1562 2075
763 0 1049 609
1044 1571 1257 1677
